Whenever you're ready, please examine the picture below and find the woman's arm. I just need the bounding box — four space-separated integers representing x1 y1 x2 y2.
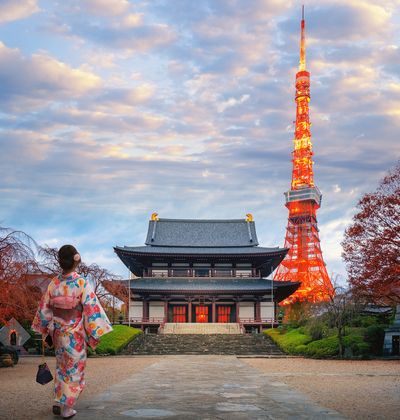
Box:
81 277 113 350
32 285 53 336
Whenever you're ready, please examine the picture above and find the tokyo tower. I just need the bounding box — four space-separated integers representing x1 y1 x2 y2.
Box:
274 6 334 303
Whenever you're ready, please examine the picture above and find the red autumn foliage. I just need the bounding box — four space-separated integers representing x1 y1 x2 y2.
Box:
0 228 46 323
0 229 122 324
342 161 400 304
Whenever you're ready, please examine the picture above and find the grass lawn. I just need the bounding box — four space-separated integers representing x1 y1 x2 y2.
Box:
95 325 142 355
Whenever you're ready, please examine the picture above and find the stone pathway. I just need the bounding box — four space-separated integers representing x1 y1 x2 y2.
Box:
71 356 345 419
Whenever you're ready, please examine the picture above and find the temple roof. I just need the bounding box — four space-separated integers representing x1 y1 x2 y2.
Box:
115 245 282 255
114 217 288 277
128 277 300 301
145 218 259 247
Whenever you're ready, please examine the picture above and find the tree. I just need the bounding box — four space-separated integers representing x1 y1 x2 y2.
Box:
323 278 356 358
0 227 43 323
342 161 400 304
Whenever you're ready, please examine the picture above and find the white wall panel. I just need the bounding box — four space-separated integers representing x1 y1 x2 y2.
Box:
239 302 254 319
149 301 164 318
130 301 143 318
260 302 274 319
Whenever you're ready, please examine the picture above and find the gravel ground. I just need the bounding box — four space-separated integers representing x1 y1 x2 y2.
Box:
1 356 399 420
244 358 400 420
0 356 159 420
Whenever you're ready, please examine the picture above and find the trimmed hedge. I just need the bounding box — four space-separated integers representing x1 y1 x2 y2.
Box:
266 327 373 358
302 336 339 358
265 328 312 354
364 325 385 356
95 325 142 355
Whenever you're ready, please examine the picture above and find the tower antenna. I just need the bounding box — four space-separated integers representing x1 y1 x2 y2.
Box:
299 5 306 71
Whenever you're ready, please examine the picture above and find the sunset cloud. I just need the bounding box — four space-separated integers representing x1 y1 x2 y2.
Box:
0 0 39 24
0 0 398 278
0 42 101 110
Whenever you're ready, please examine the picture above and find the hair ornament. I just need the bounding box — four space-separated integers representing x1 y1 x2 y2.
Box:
73 253 81 262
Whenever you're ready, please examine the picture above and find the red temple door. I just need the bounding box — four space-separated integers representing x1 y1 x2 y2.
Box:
172 306 187 323
217 306 231 323
195 306 208 323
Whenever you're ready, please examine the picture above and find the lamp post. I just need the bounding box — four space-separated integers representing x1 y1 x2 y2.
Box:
128 273 131 327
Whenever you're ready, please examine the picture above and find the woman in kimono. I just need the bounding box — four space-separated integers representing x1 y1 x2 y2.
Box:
32 245 113 419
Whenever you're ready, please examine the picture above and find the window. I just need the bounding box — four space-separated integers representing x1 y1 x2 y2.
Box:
171 269 189 277
152 269 168 277
194 269 210 277
235 270 252 278
214 269 232 277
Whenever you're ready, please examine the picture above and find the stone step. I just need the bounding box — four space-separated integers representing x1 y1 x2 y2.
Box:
122 333 285 356
162 322 242 335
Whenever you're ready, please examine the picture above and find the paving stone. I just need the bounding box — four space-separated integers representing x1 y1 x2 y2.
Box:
67 356 345 420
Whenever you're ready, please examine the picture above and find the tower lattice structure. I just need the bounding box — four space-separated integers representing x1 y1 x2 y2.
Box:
274 7 333 304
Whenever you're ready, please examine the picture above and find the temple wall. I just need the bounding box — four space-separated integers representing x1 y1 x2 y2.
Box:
130 301 143 318
239 302 255 320
149 301 164 318
260 302 274 319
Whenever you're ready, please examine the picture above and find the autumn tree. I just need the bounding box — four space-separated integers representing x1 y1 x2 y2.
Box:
323 278 357 358
0 227 43 323
342 161 400 304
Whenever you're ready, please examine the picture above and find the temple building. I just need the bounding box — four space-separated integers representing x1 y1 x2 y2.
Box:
114 215 300 332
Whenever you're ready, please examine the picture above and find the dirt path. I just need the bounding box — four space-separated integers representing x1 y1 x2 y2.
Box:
0 356 159 420
244 358 400 420
1 356 399 419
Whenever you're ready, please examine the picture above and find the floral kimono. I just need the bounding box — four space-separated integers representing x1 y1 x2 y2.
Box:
32 272 113 407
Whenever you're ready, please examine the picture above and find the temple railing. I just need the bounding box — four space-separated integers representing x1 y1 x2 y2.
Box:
128 317 166 324
238 318 276 325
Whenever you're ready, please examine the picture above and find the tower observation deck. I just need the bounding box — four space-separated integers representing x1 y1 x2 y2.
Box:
274 6 334 304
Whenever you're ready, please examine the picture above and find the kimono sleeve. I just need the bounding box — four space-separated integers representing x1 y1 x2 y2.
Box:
31 285 53 336
81 277 113 349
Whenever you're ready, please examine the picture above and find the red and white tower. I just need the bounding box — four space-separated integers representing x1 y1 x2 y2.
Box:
274 7 333 303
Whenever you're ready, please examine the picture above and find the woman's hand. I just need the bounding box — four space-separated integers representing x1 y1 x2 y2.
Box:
44 334 54 348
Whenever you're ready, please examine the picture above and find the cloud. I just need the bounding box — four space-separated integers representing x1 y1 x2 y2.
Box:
77 0 130 16
217 95 250 112
0 0 39 24
74 20 176 51
0 42 101 111
0 0 399 278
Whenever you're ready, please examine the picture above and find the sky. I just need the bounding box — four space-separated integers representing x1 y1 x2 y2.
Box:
0 0 399 280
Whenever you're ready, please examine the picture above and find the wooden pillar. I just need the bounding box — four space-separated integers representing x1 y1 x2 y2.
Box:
142 299 148 320
255 300 261 321
188 299 192 323
212 299 216 323
164 298 169 322
235 300 240 322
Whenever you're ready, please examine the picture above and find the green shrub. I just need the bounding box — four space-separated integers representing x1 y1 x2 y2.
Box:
265 328 312 353
294 344 308 354
95 326 142 355
343 334 370 357
304 336 339 358
306 319 328 341
364 325 385 356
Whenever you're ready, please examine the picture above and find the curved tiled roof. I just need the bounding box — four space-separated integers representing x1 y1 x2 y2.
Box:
127 277 300 301
145 218 259 247
115 245 284 255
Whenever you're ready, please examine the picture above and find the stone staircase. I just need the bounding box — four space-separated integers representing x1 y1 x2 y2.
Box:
162 322 242 334
122 333 285 356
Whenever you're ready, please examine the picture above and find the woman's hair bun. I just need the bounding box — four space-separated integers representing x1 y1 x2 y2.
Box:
58 245 79 271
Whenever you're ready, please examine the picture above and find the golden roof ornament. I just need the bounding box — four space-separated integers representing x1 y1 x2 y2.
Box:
246 213 253 222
